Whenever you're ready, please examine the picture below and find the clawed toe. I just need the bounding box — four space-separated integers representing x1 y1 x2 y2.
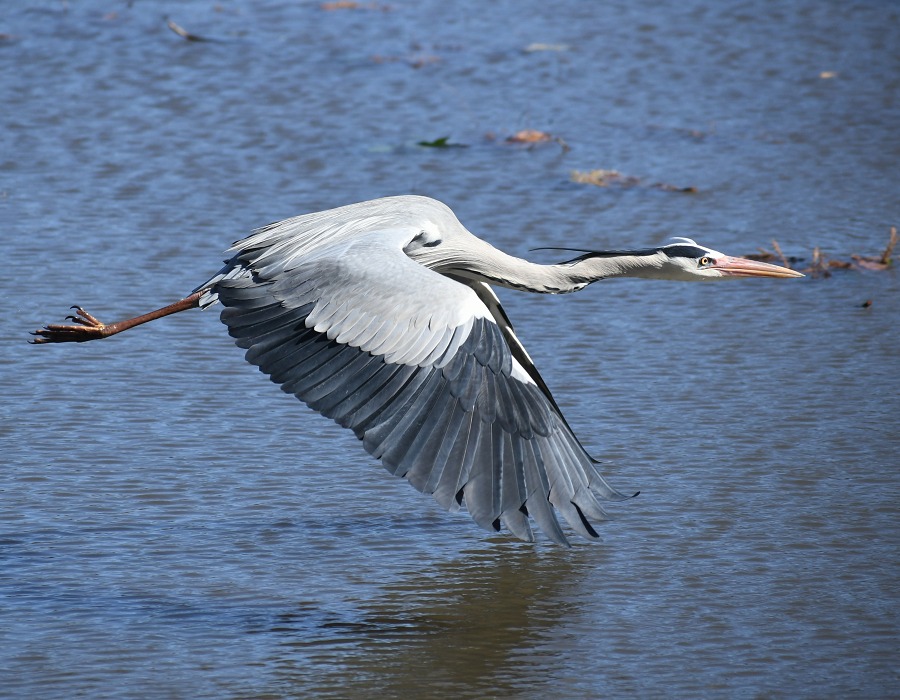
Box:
31 307 107 343
70 305 102 326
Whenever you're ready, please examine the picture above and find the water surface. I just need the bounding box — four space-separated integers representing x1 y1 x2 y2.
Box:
2 1 898 698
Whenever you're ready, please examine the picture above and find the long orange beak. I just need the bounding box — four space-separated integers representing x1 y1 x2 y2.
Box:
713 255 805 278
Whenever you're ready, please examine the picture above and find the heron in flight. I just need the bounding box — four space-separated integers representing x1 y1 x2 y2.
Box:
33 195 802 545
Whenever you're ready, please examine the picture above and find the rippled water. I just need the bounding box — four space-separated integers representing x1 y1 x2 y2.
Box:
2 1 899 698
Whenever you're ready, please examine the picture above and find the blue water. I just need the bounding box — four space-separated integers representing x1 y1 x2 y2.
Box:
2 1 898 697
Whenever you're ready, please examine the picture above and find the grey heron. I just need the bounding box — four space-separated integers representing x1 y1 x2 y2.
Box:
33 195 803 545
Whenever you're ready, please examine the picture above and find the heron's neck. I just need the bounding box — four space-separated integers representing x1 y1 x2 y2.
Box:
564 251 671 284
457 245 669 293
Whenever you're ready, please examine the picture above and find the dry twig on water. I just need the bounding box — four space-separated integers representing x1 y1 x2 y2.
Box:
166 18 209 42
771 239 790 268
805 247 831 278
879 226 897 265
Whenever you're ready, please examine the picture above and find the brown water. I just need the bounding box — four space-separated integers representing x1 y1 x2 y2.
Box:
2 1 899 698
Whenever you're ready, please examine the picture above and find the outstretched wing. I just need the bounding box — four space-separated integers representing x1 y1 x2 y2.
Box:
207 225 628 544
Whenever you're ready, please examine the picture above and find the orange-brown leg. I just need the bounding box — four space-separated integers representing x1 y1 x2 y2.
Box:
31 291 203 344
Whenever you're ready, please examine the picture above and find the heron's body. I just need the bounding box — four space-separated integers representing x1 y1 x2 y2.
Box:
33 195 802 545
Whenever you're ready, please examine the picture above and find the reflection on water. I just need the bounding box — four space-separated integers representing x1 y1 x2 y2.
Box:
268 545 589 698
2 0 899 697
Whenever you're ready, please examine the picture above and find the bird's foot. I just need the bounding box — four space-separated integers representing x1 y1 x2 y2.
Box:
31 306 110 343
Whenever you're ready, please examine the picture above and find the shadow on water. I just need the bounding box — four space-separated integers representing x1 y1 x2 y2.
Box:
262 541 595 698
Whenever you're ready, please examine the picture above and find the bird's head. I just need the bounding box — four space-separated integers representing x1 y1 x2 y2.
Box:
658 238 804 280
553 237 804 284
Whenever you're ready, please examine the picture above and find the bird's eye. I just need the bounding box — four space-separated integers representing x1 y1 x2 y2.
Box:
699 256 711 267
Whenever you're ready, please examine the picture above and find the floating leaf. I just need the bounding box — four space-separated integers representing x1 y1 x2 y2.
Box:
417 136 467 148
851 256 888 271
571 169 638 187
849 227 896 271
507 129 553 144
506 129 569 151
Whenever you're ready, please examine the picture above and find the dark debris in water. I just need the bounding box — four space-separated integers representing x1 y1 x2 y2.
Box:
747 226 896 279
